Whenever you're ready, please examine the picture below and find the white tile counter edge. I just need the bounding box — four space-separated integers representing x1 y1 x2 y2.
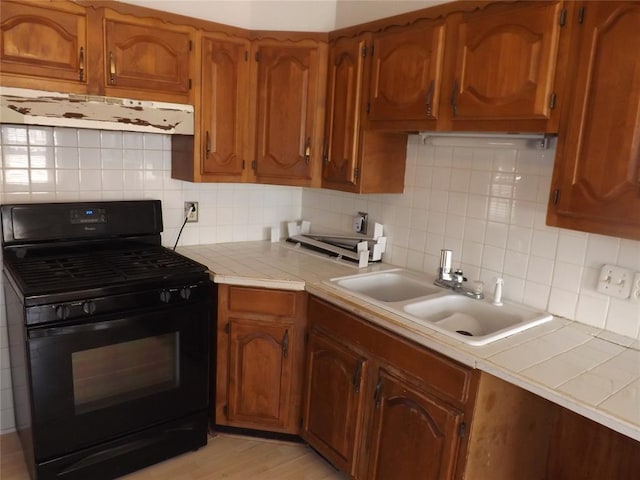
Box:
178 242 640 443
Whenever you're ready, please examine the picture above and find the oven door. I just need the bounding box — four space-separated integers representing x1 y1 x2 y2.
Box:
27 300 209 461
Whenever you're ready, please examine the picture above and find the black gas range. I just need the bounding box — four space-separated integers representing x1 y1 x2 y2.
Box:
1 200 212 480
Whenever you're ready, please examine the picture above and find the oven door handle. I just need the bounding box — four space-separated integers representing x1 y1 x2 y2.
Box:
29 316 145 339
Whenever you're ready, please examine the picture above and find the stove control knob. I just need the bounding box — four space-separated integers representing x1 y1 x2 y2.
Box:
55 305 70 320
160 289 172 303
180 287 192 300
82 301 97 315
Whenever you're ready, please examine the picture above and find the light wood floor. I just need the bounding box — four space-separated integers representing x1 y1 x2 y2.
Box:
0 431 346 480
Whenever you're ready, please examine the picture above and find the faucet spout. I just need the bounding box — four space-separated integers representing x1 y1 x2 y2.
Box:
435 249 483 299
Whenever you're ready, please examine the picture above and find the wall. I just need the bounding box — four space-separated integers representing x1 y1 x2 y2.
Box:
120 0 338 31
301 135 640 338
334 0 447 29
0 124 302 434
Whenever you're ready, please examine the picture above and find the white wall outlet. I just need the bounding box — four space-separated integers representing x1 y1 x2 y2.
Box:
596 264 632 299
184 201 198 222
631 272 640 304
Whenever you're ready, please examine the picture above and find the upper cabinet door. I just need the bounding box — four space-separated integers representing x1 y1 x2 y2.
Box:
252 41 326 187
323 35 368 191
448 1 563 129
200 35 250 181
104 11 193 102
548 2 640 240
0 0 88 92
369 19 446 126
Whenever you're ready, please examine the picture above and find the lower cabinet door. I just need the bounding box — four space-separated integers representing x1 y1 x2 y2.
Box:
301 328 367 476
226 318 293 430
367 368 464 480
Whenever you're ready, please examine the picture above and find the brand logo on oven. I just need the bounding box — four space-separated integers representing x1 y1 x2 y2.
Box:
83 226 97 231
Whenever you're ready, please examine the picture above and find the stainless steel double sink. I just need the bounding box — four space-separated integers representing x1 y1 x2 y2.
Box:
327 269 552 346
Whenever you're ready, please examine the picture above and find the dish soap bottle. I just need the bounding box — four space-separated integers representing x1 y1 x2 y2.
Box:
492 278 504 306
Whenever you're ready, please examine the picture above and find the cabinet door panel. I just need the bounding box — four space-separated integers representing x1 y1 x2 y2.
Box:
301 328 367 475
201 36 249 178
0 1 87 86
370 20 445 122
548 2 640 239
227 318 292 428
452 1 561 120
105 18 191 97
254 45 319 182
323 36 366 189
368 368 463 480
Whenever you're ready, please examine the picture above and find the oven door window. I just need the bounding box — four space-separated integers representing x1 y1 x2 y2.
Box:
72 333 179 414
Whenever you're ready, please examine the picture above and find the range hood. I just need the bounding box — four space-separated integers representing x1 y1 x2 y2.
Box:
0 87 194 134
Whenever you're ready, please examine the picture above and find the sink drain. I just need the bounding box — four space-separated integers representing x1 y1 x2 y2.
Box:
456 330 474 336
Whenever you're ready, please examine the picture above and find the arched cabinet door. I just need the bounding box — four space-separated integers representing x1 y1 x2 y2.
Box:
548 2 640 240
366 368 464 480
448 1 563 124
301 327 368 477
252 39 326 187
104 10 193 102
0 0 89 92
200 35 250 180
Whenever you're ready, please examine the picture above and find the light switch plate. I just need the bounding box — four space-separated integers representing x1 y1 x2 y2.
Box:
597 264 633 299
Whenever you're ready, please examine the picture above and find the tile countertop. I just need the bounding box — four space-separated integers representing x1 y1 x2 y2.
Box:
178 241 640 442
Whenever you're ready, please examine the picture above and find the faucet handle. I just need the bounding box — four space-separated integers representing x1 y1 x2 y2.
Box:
453 269 467 282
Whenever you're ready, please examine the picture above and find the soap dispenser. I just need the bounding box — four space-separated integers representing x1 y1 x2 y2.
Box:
492 278 504 306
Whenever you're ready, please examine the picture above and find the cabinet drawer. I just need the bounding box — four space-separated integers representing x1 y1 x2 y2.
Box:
308 296 473 406
226 286 302 318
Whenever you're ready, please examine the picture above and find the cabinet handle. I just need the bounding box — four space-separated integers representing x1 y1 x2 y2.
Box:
352 359 363 393
425 79 435 116
304 138 311 164
282 330 289 359
78 47 85 81
322 140 329 165
205 131 211 158
450 79 459 117
109 51 116 85
373 377 383 408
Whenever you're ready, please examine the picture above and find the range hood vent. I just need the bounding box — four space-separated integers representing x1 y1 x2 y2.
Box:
1 87 194 135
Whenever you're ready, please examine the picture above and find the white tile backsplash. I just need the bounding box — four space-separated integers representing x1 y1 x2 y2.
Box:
300 134 640 339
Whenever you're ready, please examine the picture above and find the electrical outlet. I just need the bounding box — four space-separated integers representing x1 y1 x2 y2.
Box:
631 272 640 303
184 201 198 223
596 264 632 299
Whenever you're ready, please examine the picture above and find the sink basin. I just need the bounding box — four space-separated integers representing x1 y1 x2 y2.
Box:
329 269 441 302
402 295 552 346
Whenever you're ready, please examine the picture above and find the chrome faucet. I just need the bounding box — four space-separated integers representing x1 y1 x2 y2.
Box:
435 249 484 299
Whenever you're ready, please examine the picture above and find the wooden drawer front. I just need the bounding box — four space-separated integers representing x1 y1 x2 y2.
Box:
227 286 301 318
308 296 472 406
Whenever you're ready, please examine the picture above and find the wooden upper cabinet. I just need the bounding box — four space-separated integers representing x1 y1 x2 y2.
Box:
0 0 89 93
444 1 565 131
199 34 250 181
103 10 193 103
368 18 446 127
252 40 327 187
322 34 408 194
366 368 464 480
547 2 640 240
301 327 368 477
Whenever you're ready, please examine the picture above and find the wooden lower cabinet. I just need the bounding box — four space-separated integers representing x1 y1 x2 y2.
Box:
367 367 463 480
215 285 306 434
301 328 368 476
303 296 477 480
